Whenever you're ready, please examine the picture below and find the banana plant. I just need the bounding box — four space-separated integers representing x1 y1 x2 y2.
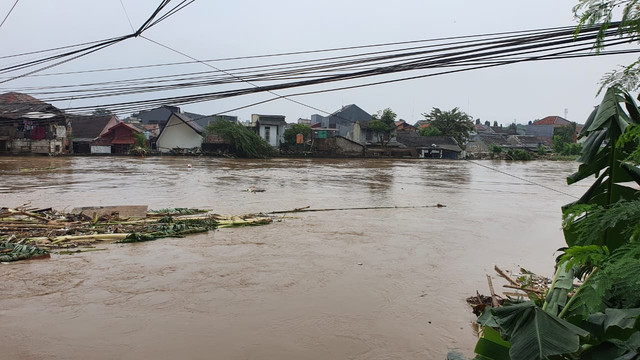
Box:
543 86 640 319
468 87 640 360
562 86 640 251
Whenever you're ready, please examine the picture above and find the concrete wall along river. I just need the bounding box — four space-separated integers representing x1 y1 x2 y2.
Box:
0 156 586 359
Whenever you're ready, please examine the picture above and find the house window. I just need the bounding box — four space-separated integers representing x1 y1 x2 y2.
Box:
264 126 270 143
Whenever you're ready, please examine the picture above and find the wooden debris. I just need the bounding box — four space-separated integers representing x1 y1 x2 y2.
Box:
503 284 546 295
494 265 520 286
467 266 552 319
486 275 500 307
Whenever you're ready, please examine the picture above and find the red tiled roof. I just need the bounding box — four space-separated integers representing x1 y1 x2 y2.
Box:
533 116 571 126
101 122 141 137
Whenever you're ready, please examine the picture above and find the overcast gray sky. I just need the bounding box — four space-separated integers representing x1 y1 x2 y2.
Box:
1 0 638 125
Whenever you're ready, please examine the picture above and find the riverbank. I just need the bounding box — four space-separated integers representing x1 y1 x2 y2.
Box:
0 151 580 161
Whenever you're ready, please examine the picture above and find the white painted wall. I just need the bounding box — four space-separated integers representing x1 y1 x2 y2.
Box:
259 125 276 147
156 115 203 153
55 126 66 138
258 124 284 147
91 145 111 154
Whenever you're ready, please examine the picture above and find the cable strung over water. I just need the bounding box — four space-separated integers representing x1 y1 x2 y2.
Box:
465 160 580 199
0 21 634 117
0 0 194 85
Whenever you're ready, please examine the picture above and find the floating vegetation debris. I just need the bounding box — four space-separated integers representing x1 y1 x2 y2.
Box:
0 242 50 262
19 166 57 173
0 204 274 262
148 208 210 215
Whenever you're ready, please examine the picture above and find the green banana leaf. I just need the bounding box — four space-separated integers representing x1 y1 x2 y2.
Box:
474 326 511 360
493 302 588 360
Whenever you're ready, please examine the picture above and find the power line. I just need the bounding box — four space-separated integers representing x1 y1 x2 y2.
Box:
465 159 580 199
55 23 627 115
0 0 193 84
8 24 622 101
118 0 135 33
0 37 124 61
139 33 405 129
0 0 19 30
10 34 633 101
77 37 635 130
1 21 631 126
0 24 583 77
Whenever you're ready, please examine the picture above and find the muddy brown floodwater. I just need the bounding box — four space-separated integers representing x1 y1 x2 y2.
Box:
0 157 586 359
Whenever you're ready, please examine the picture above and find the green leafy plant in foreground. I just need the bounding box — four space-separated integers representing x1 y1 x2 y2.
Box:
468 86 640 360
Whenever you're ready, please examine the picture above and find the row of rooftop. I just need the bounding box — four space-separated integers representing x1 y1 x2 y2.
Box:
0 92 580 158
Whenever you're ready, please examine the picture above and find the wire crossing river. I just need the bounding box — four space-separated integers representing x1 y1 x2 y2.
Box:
0 157 583 359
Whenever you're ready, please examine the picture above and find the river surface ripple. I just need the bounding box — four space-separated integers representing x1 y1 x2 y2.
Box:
0 157 585 359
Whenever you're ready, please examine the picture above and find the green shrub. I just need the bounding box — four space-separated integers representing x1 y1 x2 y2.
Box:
283 124 311 145
418 126 442 137
489 144 503 158
206 119 275 158
506 148 533 160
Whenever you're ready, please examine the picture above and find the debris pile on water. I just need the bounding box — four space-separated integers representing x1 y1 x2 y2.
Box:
466 265 552 315
0 204 273 262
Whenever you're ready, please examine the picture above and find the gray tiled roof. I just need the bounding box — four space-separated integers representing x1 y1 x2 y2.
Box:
69 115 114 139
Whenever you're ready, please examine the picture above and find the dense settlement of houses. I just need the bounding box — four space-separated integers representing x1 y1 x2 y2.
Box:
0 92 579 159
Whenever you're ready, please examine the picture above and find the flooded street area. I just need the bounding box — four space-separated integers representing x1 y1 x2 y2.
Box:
0 157 585 359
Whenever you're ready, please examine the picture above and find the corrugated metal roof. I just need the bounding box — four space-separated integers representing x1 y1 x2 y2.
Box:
174 112 205 134
0 92 64 120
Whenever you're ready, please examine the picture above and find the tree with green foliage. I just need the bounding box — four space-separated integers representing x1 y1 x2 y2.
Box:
469 86 640 360
370 108 397 147
206 119 275 158
562 142 584 156
574 0 640 93
283 124 311 145
418 126 442 137
421 107 474 146
552 123 584 156
552 123 577 152
133 132 149 149
489 144 503 159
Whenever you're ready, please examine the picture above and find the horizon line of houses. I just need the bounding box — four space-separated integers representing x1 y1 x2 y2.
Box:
0 91 580 158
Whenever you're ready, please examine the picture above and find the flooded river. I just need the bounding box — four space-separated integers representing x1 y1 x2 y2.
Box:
0 157 585 359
